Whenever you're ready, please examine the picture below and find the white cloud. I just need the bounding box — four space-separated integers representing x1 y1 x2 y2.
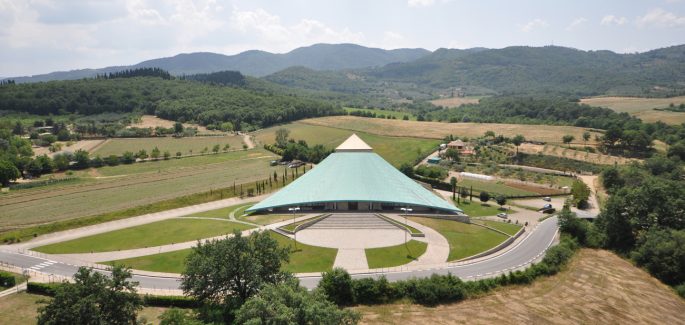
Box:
600 14 628 26
229 8 364 52
521 18 548 32
566 17 587 31
636 8 685 27
408 0 435 7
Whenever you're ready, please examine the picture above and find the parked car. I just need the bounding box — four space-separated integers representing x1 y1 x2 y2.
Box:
497 213 508 218
542 203 552 209
543 196 551 202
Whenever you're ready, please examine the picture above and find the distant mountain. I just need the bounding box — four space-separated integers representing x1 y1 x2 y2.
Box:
365 45 685 96
5 44 430 83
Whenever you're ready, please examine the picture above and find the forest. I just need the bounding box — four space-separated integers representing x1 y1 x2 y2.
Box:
0 72 344 131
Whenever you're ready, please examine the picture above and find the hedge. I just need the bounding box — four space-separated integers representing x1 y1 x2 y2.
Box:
27 282 199 308
142 294 199 308
0 271 16 288
27 282 62 296
319 237 579 306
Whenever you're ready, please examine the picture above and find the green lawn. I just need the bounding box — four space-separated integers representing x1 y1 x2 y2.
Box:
254 123 438 167
241 214 297 226
106 249 191 273
105 231 337 274
180 203 251 219
409 217 509 261
480 220 522 236
92 135 245 157
34 219 255 254
268 231 337 273
458 178 537 196
365 240 427 269
454 201 502 217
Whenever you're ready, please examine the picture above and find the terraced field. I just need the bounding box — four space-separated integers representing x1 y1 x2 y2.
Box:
518 143 636 165
93 135 245 157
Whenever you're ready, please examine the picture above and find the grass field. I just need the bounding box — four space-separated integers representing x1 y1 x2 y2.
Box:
241 214 295 226
179 204 250 219
34 218 254 254
453 201 502 217
479 220 521 236
106 231 337 274
93 135 245 157
458 178 538 196
300 116 602 145
254 123 439 167
409 217 508 261
0 149 279 229
581 96 685 125
344 107 415 120
365 240 428 269
280 215 324 232
356 249 685 324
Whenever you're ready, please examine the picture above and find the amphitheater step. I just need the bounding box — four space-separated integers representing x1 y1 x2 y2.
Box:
307 214 401 230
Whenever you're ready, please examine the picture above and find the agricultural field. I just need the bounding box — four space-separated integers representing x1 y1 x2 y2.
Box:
92 135 245 157
300 116 602 145
255 123 439 167
517 143 636 165
581 96 685 125
0 149 279 229
409 217 509 261
106 231 337 274
129 115 220 134
457 178 538 196
429 96 482 108
343 107 415 120
365 240 428 269
34 218 254 253
356 249 685 324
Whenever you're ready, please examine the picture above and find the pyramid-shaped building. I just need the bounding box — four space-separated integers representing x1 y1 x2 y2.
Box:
247 134 462 214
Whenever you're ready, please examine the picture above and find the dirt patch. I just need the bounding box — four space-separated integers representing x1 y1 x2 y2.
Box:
131 115 221 134
357 249 685 324
430 97 481 108
32 139 107 158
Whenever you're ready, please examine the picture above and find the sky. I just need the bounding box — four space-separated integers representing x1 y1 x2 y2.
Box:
1 0 684 77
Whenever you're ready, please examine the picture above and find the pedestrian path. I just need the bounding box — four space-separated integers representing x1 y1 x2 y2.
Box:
333 249 368 270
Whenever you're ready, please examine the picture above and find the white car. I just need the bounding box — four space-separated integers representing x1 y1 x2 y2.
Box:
497 213 508 218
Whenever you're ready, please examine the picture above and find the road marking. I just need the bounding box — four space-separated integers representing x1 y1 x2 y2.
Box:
29 260 56 270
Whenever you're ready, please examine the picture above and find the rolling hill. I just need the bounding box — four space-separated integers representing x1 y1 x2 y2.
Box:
5 44 429 83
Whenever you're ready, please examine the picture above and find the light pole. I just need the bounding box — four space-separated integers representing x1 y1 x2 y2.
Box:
288 207 301 250
400 207 412 244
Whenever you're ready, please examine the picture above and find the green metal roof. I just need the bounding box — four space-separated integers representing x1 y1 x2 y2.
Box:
247 151 461 213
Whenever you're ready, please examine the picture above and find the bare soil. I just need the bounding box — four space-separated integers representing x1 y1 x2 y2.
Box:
131 115 221 134
430 96 481 108
518 143 636 165
357 249 685 324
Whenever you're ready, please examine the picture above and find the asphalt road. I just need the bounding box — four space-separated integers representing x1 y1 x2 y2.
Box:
0 216 558 290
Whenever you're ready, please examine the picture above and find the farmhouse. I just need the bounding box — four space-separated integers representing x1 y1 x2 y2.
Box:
446 139 475 156
247 134 462 214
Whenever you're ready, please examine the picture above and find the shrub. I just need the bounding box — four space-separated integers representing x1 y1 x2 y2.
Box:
318 267 354 306
399 274 466 306
351 277 397 305
675 283 685 299
0 271 16 287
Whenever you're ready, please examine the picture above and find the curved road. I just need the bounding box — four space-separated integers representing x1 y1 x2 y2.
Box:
0 217 558 290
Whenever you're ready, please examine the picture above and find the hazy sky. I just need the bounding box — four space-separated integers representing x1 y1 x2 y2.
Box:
1 0 684 77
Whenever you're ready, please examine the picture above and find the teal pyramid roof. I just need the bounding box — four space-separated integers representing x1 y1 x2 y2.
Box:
247 147 461 213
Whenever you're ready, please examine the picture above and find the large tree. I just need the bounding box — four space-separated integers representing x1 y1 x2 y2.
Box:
235 279 360 324
0 159 20 186
37 266 142 325
512 134 525 157
181 230 290 318
275 128 291 148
